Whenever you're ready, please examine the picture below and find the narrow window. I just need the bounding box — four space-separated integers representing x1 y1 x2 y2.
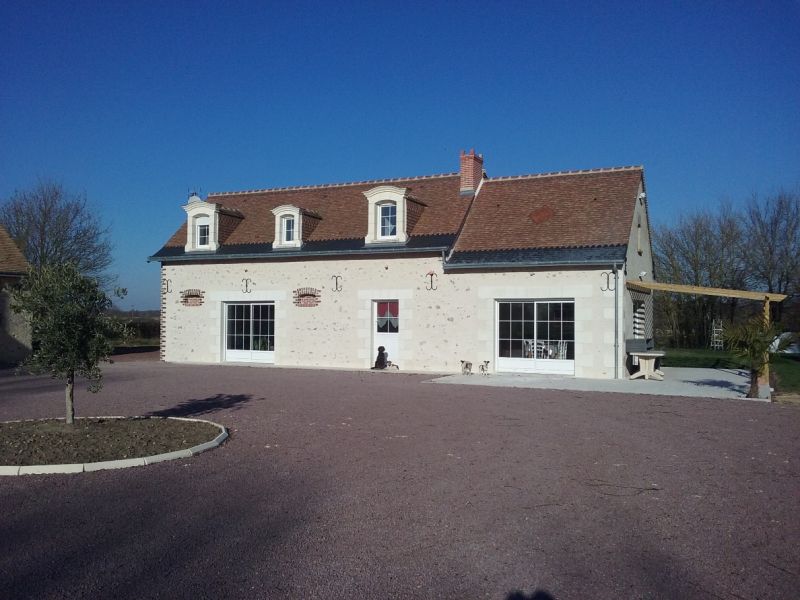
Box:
282 215 295 243
196 216 210 248
379 203 397 238
637 216 642 255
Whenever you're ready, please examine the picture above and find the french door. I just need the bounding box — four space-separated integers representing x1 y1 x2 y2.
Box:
224 302 275 363
496 300 575 374
373 300 399 365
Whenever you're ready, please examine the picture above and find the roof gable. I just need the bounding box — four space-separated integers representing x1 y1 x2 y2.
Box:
0 224 29 275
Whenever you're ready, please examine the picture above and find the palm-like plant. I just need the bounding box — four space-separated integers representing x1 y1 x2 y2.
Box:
724 316 793 398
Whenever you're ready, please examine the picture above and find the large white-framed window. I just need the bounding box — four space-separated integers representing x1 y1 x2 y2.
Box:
496 299 575 375
271 205 303 249
224 302 275 363
363 186 408 244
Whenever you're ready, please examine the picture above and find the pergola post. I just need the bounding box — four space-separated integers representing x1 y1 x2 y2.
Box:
759 298 770 387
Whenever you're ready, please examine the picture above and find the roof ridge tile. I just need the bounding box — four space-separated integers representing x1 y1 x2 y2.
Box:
209 172 459 197
486 165 643 183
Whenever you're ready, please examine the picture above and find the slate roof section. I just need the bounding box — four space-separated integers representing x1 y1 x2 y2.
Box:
452 166 643 253
446 245 628 269
0 224 29 275
150 235 456 262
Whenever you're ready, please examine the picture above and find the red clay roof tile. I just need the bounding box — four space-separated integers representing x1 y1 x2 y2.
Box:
0 224 29 274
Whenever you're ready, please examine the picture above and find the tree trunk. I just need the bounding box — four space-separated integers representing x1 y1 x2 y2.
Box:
65 370 75 424
748 370 759 399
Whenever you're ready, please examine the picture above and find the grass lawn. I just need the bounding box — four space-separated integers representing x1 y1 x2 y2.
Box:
662 348 800 394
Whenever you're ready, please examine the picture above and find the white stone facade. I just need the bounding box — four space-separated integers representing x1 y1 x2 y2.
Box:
160 255 630 378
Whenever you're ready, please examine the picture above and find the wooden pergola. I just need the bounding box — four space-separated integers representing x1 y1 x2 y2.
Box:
626 280 788 383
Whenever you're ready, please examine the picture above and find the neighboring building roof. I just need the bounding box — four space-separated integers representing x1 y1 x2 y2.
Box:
151 162 645 268
0 224 29 276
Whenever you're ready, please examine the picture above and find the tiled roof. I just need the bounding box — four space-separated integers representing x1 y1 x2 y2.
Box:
152 164 644 266
163 174 468 248
453 166 643 253
0 224 29 275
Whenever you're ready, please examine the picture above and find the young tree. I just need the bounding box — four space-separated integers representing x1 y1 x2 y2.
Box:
11 264 128 424
0 180 112 280
724 316 793 398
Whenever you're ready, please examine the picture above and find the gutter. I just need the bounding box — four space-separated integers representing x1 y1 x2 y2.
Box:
613 262 621 379
147 244 453 264
443 259 625 271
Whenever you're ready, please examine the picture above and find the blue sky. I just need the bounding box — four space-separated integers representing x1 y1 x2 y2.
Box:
1 1 798 309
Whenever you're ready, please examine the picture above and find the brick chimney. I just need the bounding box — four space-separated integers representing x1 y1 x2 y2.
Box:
460 149 484 197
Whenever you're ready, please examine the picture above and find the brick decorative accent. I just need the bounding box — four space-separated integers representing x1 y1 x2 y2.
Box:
180 289 205 307
459 149 484 195
293 287 321 307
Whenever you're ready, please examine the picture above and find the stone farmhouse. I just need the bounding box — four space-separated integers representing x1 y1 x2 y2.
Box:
150 151 654 377
0 223 31 365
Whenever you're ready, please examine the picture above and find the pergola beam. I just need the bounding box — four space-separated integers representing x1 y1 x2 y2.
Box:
626 280 787 303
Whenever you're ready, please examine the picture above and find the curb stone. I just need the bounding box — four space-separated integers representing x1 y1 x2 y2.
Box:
0 416 227 476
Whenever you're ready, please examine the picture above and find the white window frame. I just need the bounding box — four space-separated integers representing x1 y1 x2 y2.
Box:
271 205 303 249
363 186 408 244
495 299 576 375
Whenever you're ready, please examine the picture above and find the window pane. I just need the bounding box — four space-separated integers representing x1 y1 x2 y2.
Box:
388 318 399 333
499 321 510 339
511 321 523 339
510 340 523 358
549 303 562 320
563 302 574 321
549 322 561 341
537 303 548 320
523 302 536 320
524 322 536 339
563 322 574 341
499 302 510 320
511 303 523 320
499 339 511 357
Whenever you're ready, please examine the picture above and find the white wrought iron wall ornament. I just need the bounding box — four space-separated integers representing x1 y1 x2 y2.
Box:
242 278 253 293
164 279 173 293
331 275 343 292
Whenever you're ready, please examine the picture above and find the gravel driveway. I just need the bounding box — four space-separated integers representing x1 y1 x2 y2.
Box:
1 360 798 599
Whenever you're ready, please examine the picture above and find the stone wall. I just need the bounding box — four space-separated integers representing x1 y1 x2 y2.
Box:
161 255 626 377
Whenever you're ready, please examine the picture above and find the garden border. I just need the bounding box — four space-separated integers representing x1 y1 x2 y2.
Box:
0 416 228 476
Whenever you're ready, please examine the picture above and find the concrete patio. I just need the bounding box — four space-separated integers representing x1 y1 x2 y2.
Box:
431 367 755 400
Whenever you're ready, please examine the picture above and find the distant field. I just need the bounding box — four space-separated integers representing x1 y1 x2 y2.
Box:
663 348 800 394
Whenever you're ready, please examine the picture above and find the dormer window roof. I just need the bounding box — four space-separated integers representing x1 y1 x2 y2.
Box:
271 204 320 249
182 193 243 253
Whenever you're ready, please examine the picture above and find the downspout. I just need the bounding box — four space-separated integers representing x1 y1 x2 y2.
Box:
613 262 620 379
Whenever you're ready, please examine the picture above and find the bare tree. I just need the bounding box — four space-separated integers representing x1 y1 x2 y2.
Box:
653 203 746 346
0 180 112 279
743 190 800 322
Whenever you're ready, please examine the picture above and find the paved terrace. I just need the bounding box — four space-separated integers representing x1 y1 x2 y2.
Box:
1 360 798 599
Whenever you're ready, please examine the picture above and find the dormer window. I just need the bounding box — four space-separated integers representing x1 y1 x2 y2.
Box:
183 197 220 252
271 205 303 249
364 186 408 244
379 203 397 238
